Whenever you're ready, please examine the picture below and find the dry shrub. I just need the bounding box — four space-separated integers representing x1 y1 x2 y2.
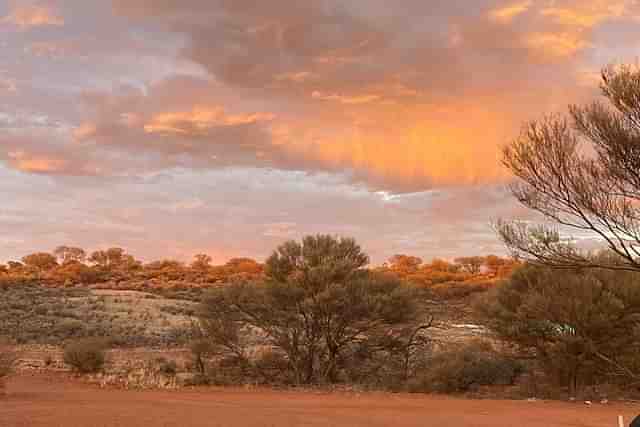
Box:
410 341 524 393
431 281 493 300
63 338 109 374
155 357 178 376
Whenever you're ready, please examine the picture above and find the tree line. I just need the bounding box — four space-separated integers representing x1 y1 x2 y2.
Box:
0 245 517 290
0 247 264 287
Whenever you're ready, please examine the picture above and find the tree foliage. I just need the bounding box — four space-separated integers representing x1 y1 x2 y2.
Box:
54 246 86 265
478 262 640 393
499 64 640 271
198 235 428 385
454 256 485 274
22 253 58 273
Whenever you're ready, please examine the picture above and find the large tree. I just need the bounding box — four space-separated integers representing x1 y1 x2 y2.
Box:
198 235 426 385
499 64 640 271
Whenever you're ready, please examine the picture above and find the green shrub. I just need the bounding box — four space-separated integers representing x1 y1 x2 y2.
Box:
430 281 492 300
411 342 524 393
477 264 640 394
63 338 109 374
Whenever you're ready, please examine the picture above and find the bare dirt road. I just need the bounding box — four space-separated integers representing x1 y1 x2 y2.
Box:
1 374 638 427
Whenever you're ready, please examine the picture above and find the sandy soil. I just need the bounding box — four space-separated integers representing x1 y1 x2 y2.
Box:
1 374 638 427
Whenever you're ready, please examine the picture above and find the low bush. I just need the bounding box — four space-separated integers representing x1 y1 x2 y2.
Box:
184 373 210 386
207 355 253 386
63 338 109 374
411 342 524 393
430 281 493 300
155 357 178 376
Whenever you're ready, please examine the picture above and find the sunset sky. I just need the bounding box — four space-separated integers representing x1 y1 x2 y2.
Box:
1 0 638 264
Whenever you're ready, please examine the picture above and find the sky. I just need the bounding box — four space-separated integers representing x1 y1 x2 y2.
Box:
1 0 639 264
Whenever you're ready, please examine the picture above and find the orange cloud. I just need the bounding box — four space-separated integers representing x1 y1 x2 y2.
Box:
143 107 276 136
276 103 511 190
6 151 67 174
4 0 636 193
487 0 637 59
489 1 533 23
2 4 64 29
540 1 629 28
275 71 317 83
526 31 591 58
311 91 381 105
73 123 98 141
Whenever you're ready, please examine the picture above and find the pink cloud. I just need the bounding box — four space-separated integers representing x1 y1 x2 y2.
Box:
2 4 64 29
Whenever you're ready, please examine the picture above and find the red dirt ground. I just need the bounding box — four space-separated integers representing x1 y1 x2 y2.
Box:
1 374 639 427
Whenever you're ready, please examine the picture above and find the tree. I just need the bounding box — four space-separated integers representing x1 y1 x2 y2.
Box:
6 262 23 273
454 256 485 274
50 261 99 285
89 248 140 279
388 255 423 272
478 262 640 394
484 255 520 278
21 253 58 273
199 235 424 385
224 258 263 279
191 254 212 271
54 246 86 265
144 260 187 281
89 248 125 268
498 64 640 272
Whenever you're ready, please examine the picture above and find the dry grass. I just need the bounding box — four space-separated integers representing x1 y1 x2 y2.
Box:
88 289 197 335
0 285 198 347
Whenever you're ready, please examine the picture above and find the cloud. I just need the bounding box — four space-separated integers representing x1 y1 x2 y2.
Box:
3 0 640 264
0 78 18 93
311 91 381 105
25 41 70 58
540 1 629 28
526 31 591 58
143 108 276 136
5 150 67 174
47 73 514 191
2 4 64 29
168 198 205 212
489 1 533 23
263 222 298 238
3 0 640 193
0 137 103 176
